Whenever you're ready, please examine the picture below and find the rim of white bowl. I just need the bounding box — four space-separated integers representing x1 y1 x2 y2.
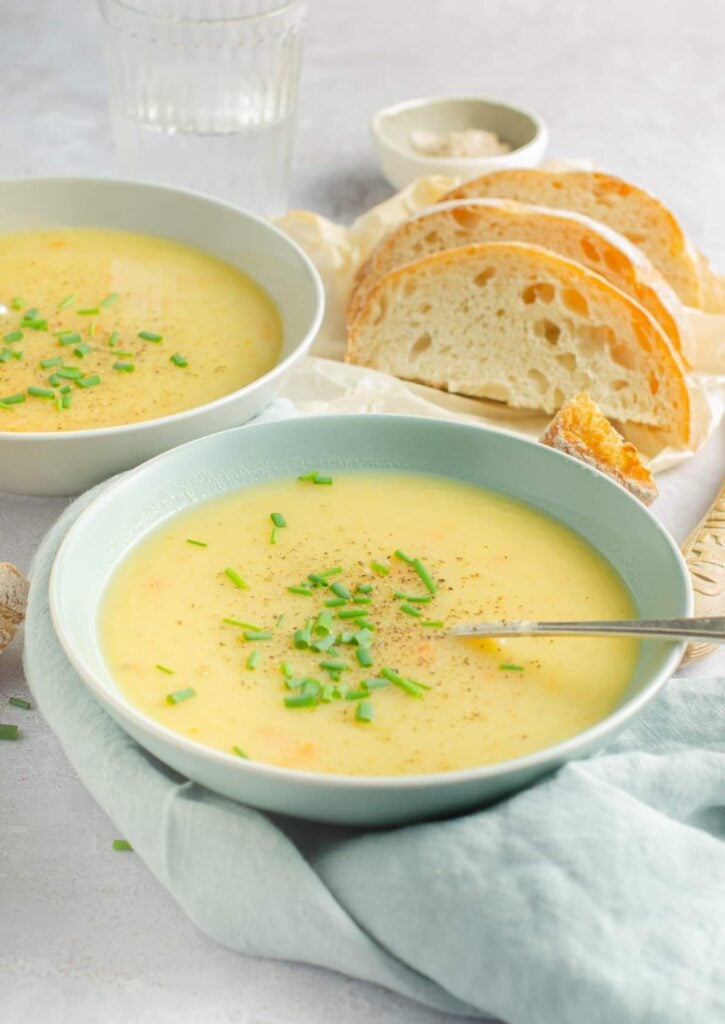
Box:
48 413 693 792
0 176 325 442
372 94 547 163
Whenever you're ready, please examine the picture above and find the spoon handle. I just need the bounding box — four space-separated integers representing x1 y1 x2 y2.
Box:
681 479 725 661
448 617 725 643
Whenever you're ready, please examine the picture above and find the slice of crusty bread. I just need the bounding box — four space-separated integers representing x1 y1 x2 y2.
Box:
541 393 659 505
0 562 29 652
346 242 691 443
440 170 704 309
348 198 692 363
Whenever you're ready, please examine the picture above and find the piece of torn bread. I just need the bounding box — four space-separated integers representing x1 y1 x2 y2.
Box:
346 241 691 444
440 169 704 309
0 563 30 652
541 393 659 505
347 198 693 364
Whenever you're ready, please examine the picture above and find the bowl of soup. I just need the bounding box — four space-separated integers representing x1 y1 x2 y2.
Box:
49 414 691 826
0 178 323 495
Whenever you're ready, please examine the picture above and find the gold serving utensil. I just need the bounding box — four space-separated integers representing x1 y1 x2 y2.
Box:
680 479 725 662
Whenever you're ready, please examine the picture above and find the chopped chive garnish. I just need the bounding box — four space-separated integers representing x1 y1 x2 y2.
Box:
394 592 433 603
11 297 23 310
330 582 351 600
56 367 82 379
311 634 337 653
337 608 369 619
0 723 19 739
113 361 135 372
112 839 133 851
0 393 25 405
222 617 262 630
139 330 162 342
76 374 101 388
186 538 207 547
270 512 286 528
223 567 247 589
353 628 374 647
370 560 390 576
77 307 100 316
400 604 423 617
298 470 333 484
356 701 374 723
48 374 62 387
412 558 437 594
156 664 174 674
500 662 524 671
308 573 328 588
99 292 120 309
170 353 188 367
74 342 91 357
58 332 82 345
232 745 250 758
246 650 261 670
242 630 272 641
345 689 369 701
394 549 414 564
357 583 373 593
3 330 23 343
59 384 72 394
23 307 38 319
313 610 335 635
22 317 48 331
287 585 314 596
364 677 390 690
61 391 72 409
356 647 373 668
0 349 12 363
113 351 133 357
9 697 31 709
165 687 196 705
108 331 120 347
352 596 372 606
270 527 278 544
28 386 54 399
319 660 347 671
293 628 312 649
279 662 295 682
40 356 63 368
57 293 75 309
284 692 316 708
320 567 342 578
54 392 64 411
324 597 346 607
421 620 445 628
320 683 335 702
380 667 424 698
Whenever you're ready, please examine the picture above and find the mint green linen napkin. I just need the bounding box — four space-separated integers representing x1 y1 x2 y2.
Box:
24 481 725 1024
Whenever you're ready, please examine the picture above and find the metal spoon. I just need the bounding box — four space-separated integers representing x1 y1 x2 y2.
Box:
448 617 725 643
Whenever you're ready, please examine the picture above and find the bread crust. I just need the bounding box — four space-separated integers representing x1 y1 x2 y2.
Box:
440 170 704 309
347 198 693 364
347 241 691 444
0 562 29 652
541 393 659 505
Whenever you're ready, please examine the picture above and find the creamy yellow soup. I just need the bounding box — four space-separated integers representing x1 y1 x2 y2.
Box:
101 472 638 776
0 228 282 431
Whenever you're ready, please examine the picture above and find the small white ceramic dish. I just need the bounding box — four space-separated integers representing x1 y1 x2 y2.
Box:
372 95 548 191
0 178 324 496
49 414 691 827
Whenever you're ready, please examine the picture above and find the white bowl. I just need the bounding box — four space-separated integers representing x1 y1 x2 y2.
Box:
372 95 548 191
0 178 324 496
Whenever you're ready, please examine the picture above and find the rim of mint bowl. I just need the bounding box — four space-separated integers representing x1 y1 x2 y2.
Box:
48 414 692 825
0 178 324 494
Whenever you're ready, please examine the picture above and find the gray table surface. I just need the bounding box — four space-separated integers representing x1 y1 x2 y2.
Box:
1 1 724 1022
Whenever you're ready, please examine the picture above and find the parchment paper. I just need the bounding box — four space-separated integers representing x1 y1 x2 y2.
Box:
276 174 725 472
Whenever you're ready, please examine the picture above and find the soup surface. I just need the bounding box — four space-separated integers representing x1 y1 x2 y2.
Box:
0 228 282 431
101 472 638 776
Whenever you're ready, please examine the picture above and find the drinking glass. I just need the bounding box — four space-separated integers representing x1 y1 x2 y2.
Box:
97 0 307 216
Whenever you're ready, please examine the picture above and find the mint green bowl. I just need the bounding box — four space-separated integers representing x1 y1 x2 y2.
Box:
49 415 691 826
